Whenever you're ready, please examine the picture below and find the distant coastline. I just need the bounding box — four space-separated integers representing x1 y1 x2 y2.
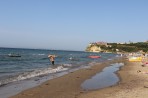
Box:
85 41 148 53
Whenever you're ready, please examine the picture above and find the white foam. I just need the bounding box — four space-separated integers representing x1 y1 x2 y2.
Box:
32 54 45 55
38 54 45 55
0 66 68 86
62 64 72 67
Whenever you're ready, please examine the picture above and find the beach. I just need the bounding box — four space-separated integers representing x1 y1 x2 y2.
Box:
10 57 148 98
0 48 120 98
78 60 148 98
1 0 148 98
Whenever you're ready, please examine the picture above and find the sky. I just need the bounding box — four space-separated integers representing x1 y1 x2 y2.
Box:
0 0 148 51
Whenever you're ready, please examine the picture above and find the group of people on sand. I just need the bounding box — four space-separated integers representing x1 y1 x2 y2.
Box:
137 53 148 74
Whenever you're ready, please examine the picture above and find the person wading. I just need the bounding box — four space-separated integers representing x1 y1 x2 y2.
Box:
48 55 55 65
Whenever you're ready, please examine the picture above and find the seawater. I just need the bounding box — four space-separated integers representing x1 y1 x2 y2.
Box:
0 48 119 98
81 63 124 90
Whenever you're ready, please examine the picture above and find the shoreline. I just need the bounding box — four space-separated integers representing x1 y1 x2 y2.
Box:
78 60 148 98
10 58 124 98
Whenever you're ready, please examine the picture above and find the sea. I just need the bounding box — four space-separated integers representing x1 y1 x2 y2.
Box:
0 48 120 98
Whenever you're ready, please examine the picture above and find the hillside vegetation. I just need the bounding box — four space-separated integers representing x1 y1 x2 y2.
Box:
86 42 148 53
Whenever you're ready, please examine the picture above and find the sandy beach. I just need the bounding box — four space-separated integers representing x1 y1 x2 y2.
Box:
10 57 148 98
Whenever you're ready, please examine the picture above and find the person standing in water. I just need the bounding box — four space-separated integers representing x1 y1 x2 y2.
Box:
48 55 55 65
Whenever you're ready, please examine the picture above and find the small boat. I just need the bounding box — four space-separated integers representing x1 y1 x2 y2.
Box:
88 56 101 59
8 53 21 57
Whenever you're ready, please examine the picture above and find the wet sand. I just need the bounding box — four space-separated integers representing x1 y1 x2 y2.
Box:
10 57 148 98
79 60 148 98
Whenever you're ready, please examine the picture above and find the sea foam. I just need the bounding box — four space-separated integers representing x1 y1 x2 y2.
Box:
0 66 68 86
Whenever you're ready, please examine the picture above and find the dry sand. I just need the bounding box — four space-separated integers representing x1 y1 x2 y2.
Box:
10 57 148 98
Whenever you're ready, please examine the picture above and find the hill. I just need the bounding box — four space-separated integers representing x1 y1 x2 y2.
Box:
85 41 148 53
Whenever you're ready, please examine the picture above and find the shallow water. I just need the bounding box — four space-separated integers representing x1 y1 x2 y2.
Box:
81 63 124 90
0 71 70 98
0 48 118 86
0 48 120 98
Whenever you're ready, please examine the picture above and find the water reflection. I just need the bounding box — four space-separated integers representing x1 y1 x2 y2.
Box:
81 63 124 90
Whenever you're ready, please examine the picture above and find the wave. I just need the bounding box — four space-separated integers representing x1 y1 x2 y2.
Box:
38 54 45 55
33 54 45 56
0 66 68 86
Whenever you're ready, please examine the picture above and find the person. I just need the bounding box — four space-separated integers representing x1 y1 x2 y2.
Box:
48 55 55 65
